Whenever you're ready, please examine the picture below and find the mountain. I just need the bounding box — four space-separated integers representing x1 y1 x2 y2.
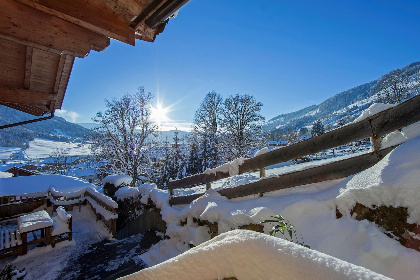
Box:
0 106 93 148
264 62 420 133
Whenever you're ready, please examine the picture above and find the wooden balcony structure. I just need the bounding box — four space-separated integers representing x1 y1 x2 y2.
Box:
0 0 190 127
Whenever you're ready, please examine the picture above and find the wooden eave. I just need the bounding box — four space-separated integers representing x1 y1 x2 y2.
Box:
0 0 190 117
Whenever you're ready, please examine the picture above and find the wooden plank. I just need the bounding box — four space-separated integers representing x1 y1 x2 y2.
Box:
101 0 145 21
220 147 395 200
170 147 395 205
53 55 75 109
0 0 110 56
169 193 202 206
168 171 230 190
371 94 420 137
16 0 135 45
29 48 61 94
5 230 10 249
16 231 22 246
0 38 26 89
240 119 373 174
0 102 49 116
10 231 16 247
0 87 57 106
24 46 33 89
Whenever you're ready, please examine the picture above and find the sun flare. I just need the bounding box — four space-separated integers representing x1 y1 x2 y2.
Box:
151 103 169 125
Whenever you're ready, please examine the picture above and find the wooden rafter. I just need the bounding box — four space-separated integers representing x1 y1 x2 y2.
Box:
0 87 58 107
0 0 110 56
15 0 135 45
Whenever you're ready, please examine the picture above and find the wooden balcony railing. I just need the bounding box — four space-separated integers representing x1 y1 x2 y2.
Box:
168 94 420 205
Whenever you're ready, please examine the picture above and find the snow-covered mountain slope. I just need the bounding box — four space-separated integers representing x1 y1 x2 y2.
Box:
264 62 420 133
0 105 93 148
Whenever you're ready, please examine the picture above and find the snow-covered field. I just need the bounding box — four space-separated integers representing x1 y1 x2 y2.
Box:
25 139 91 159
0 147 21 160
0 138 91 160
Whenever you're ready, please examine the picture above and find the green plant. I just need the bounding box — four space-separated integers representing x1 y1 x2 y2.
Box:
261 215 310 248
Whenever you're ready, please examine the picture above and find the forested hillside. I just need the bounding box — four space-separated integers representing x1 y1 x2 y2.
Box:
0 106 93 148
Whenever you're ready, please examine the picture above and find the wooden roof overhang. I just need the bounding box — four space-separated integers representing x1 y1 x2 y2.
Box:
0 0 190 124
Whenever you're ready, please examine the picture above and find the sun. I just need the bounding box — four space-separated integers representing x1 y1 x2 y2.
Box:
151 103 169 125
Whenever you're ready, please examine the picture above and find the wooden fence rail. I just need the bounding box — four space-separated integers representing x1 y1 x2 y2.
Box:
168 94 420 205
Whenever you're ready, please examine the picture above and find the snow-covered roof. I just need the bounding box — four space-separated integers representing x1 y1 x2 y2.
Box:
0 174 94 196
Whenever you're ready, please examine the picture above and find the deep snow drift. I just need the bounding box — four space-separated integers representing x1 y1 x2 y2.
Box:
121 230 389 280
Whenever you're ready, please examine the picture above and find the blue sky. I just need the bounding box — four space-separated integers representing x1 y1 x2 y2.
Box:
60 0 420 130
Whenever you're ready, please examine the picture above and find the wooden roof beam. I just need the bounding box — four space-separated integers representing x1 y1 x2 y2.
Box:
0 87 57 107
15 0 135 45
145 0 190 28
0 0 110 57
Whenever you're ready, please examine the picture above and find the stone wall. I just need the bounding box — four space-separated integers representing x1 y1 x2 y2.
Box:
337 203 420 252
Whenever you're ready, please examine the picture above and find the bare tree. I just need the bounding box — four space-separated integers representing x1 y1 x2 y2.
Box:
90 87 157 187
221 94 265 160
193 91 223 169
48 148 71 175
375 69 413 104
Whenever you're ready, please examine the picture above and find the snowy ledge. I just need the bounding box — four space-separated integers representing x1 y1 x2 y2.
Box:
122 230 389 280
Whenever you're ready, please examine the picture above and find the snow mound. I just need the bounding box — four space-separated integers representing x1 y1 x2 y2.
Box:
382 121 420 149
353 103 396 123
0 171 12 178
254 147 270 157
0 174 93 196
204 157 248 176
102 174 132 187
122 230 389 280
115 186 140 201
335 136 420 223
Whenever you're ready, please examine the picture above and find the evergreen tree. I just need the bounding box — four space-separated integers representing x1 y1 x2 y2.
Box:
167 131 185 180
311 119 325 137
185 129 202 176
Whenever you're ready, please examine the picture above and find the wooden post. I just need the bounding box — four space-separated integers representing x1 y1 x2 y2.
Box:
45 227 51 246
206 182 211 190
260 167 266 178
370 136 382 152
109 218 117 238
21 232 27 255
69 217 73 241
169 188 174 196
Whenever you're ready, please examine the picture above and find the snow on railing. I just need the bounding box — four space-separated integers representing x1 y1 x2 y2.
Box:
169 95 420 205
1 187 118 219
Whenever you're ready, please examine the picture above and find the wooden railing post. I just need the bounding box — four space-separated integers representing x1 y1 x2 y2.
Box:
206 182 211 190
260 167 266 178
370 136 382 152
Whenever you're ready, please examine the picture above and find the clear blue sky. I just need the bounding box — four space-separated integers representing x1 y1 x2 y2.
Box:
61 0 420 130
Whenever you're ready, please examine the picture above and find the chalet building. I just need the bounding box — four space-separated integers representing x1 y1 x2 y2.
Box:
6 165 39 177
